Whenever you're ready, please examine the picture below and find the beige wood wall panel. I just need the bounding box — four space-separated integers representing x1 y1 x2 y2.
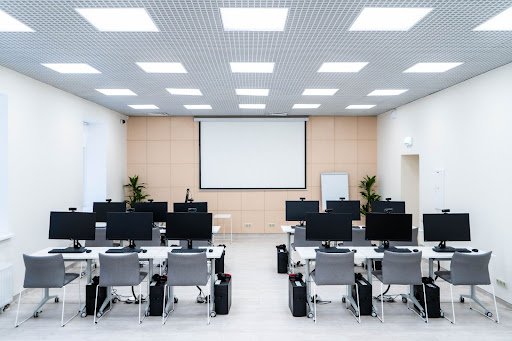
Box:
126 116 377 233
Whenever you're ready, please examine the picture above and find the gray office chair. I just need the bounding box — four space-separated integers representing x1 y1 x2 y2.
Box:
343 228 372 247
434 251 498 324
15 254 81 327
389 226 418 247
135 227 161 246
310 251 361 323
85 227 113 247
94 253 148 324
163 252 210 325
373 251 428 323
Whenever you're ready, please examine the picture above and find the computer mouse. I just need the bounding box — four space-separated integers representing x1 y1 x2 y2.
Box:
209 249 213 252
351 249 357 253
86 249 92 253
142 249 148 253
413 249 419 252
472 248 479 253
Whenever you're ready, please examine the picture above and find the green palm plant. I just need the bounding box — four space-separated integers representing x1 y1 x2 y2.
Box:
124 175 149 207
359 175 381 215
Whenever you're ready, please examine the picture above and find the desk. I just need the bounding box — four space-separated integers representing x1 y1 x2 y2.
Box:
159 246 224 317
295 246 367 318
214 214 232 244
281 225 295 273
31 246 168 317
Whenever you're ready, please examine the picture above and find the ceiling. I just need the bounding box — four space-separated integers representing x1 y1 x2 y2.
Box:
1 0 512 117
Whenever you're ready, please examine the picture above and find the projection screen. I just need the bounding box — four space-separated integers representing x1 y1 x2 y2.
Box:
198 118 307 189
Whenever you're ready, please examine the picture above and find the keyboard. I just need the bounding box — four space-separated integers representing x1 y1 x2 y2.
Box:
49 247 87 253
105 248 146 253
432 247 470 253
374 248 411 253
316 248 351 253
171 248 206 254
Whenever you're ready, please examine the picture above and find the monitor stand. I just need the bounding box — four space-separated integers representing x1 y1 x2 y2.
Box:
50 240 86 253
316 241 350 253
432 241 469 253
374 240 400 253
186 239 193 249
122 240 143 253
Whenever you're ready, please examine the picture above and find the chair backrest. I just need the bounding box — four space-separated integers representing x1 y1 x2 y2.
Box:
382 251 423 285
314 251 355 285
134 227 161 247
343 228 372 246
167 252 208 286
389 226 418 247
450 251 491 286
293 226 322 250
179 240 209 248
98 253 141 287
23 254 66 288
85 227 114 247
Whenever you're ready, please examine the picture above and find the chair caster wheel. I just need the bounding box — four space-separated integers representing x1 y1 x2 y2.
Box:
486 312 493 317
402 297 407 303
307 312 314 318
55 297 59 303
440 311 444 317
145 311 150 317
342 297 346 303
459 296 465 303
163 313 168 318
355 312 360 317
371 311 377 317
81 312 87 318
113 297 119 303
96 312 103 318
174 297 178 303
420 311 426 318
210 311 216 317
33 312 39 318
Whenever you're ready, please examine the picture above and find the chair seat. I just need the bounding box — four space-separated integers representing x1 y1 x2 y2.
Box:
64 273 80 286
435 270 452 283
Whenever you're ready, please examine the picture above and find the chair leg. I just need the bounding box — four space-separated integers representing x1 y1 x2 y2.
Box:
138 283 142 324
206 285 210 325
355 284 361 324
61 286 66 327
422 283 429 323
161 284 167 325
313 280 317 324
93 285 99 324
14 287 32 327
380 283 384 323
492 284 500 323
449 284 456 324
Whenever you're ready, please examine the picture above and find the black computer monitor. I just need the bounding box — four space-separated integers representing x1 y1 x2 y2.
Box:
106 212 153 250
93 202 127 222
49 212 96 250
286 201 319 224
133 202 168 223
326 200 361 221
423 213 471 250
365 213 412 249
371 201 405 214
305 212 352 248
166 212 212 249
173 202 208 213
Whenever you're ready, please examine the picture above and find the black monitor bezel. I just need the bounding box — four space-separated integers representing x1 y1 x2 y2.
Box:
173 202 208 213
305 212 353 242
423 213 471 242
133 202 168 222
365 212 413 242
326 200 361 221
371 201 406 214
106 212 153 241
285 200 319 222
165 212 212 241
49 211 96 241
93 202 127 222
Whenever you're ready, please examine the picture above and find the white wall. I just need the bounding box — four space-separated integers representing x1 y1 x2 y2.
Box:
378 62 512 303
0 65 127 296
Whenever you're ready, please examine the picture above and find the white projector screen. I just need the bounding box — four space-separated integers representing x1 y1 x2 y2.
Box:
199 118 306 189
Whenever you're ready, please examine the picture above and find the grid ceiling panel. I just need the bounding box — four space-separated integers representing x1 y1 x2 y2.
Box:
0 0 511 116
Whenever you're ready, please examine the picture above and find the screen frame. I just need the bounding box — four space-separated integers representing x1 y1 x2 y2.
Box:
106 212 153 241
165 212 212 241
198 120 307 190
326 200 361 221
423 213 471 242
49 211 96 241
285 200 320 222
365 213 413 242
305 212 353 242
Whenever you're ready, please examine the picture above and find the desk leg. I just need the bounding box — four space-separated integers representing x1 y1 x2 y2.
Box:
32 288 58 316
429 259 434 278
287 232 292 274
305 259 313 318
144 259 153 316
366 258 379 318
210 259 216 317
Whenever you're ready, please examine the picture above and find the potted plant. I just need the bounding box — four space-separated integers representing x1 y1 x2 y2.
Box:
359 175 381 215
124 175 149 207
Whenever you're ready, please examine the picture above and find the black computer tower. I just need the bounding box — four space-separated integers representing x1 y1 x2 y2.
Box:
214 276 232 315
414 277 441 318
85 276 109 316
277 249 288 273
149 281 165 316
288 277 307 317
352 274 373 316
215 249 226 274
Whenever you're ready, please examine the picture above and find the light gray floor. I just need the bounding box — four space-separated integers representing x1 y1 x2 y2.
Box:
1 234 511 340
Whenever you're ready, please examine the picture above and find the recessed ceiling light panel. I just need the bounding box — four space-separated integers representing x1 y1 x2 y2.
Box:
220 8 288 31
239 104 266 109
230 62 274 73
166 88 202 95
346 105 375 109
96 89 137 96
184 105 212 110
302 89 339 96
236 89 269 96
474 8 512 31
349 7 432 31
136 62 187 73
76 8 159 32
129 104 159 109
0 9 34 31
367 89 408 96
41 63 101 74
404 62 463 73
318 62 368 73
293 104 321 109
